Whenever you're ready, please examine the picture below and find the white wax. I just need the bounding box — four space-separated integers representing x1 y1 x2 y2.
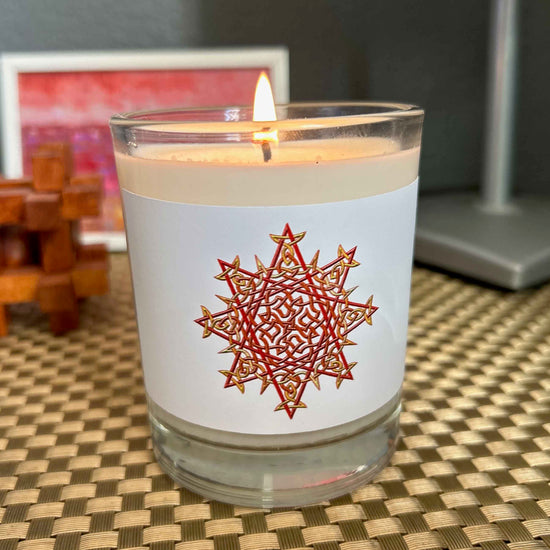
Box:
115 138 420 206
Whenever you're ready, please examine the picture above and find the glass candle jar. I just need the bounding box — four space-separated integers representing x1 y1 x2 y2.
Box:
110 103 424 507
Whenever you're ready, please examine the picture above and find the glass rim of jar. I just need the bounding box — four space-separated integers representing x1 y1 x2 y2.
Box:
110 101 424 134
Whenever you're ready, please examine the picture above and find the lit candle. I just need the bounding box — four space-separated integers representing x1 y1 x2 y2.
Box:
253 71 278 162
111 76 424 507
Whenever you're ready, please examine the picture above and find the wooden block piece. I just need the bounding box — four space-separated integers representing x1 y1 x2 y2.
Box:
70 174 102 187
39 223 75 272
70 220 80 248
49 308 79 335
77 244 108 263
38 142 73 178
0 189 28 225
0 178 33 189
32 152 65 192
0 304 9 337
37 273 76 313
3 226 32 267
72 260 109 298
0 267 40 303
25 193 62 231
61 184 101 219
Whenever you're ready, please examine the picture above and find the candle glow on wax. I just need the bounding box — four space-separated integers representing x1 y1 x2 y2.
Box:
253 72 278 155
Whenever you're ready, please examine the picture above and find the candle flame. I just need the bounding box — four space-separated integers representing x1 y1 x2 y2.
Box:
253 72 277 122
253 72 278 143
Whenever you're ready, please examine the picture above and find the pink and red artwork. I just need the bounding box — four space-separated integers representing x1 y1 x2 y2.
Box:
18 68 269 233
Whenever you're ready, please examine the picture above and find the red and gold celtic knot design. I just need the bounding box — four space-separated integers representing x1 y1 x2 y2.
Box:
195 224 378 419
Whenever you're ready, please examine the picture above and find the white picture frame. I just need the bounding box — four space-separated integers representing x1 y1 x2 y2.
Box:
0 47 289 250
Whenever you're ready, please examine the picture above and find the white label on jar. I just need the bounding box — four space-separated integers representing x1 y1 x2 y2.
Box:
122 179 417 435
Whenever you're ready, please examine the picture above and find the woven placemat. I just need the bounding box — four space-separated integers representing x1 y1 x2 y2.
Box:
1 254 550 550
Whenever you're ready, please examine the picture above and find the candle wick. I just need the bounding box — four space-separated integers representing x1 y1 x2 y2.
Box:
259 126 272 163
261 141 272 163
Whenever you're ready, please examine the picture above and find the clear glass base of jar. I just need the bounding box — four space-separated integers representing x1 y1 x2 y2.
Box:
149 392 401 508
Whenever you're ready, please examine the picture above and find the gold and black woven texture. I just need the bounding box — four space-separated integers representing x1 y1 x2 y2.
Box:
1 254 550 550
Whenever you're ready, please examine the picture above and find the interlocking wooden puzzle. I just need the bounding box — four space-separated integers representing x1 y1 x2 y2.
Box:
0 142 109 335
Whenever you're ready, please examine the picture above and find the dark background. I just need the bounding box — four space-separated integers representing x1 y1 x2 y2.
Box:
1 0 548 193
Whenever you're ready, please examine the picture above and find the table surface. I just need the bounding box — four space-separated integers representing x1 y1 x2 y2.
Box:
1 255 550 550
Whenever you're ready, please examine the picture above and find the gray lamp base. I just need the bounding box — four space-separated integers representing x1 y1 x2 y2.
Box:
414 192 550 290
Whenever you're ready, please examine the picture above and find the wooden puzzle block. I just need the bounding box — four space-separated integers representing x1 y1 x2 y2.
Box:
70 220 80 247
39 223 75 273
49 308 79 335
61 184 101 219
32 151 65 192
0 178 33 189
38 142 73 178
72 260 109 298
25 193 62 231
0 305 8 337
0 267 40 303
37 273 76 313
70 174 102 187
0 189 29 225
3 226 32 268
0 143 106 335
77 244 108 263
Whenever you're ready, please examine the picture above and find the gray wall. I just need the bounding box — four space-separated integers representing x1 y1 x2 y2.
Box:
1 0 548 194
